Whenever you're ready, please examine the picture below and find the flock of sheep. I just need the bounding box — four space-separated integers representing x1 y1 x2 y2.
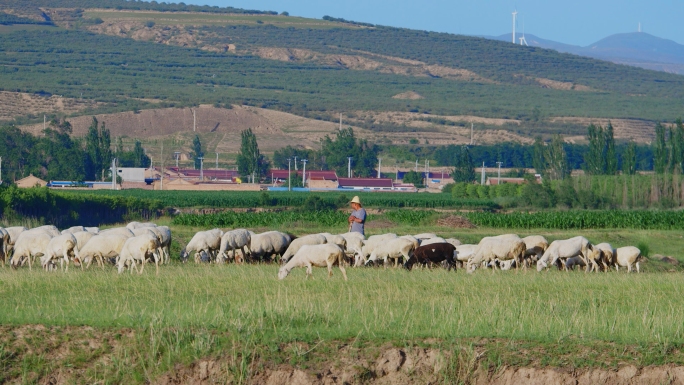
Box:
182 229 646 279
0 222 171 274
0 223 645 278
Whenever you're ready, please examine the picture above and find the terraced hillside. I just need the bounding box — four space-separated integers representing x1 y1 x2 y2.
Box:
0 0 682 147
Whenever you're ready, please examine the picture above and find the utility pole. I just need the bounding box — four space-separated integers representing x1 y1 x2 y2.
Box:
174 152 180 168
301 159 308 187
111 158 116 190
481 162 486 185
288 158 291 191
43 115 46 131
199 157 204 181
160 141 164 190
496 161 503 185
192 109 196 132
415 159 418 173
470 122 474 145
377 158 382 178
294 156 298 171
347 157 352 178
215 152 219 169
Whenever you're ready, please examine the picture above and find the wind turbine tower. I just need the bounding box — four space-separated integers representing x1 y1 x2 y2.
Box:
519 16 528 46
512 10 517 44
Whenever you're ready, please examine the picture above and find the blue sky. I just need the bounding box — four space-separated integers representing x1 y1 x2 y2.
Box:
177 0 684 46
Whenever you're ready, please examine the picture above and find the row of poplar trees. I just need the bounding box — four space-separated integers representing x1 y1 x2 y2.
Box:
653 119 684 174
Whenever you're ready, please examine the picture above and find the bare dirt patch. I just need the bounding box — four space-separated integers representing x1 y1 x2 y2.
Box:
0 91 100 121
437 215 477 229
392 91 424 100
535 77 594 91
550 117 656 143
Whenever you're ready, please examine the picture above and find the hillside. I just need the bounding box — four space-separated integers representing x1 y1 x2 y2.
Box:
0 0 683 149
492 32 684 75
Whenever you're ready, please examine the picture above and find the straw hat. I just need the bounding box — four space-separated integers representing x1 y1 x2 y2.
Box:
350 196 362 205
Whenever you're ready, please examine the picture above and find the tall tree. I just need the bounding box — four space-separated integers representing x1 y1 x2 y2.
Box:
654 123 668 174
532 136 547 177
584 124 606 175
622 142 637 175
320 127 378 177
452 146 476 182
84 118 102 180
671 119 684 174
544 134 569 180
605 122 617 175
236 128 269 180
192 135 204 170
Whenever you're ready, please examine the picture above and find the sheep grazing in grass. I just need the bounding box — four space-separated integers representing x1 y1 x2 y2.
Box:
0 227 9 267
404 242 456 271
339 232 364 266
365 237 417 268
278 244 347 280
100 227 135 238
10 229 54 270
4 226 27 256
42 233 78 271
78 234 130 268
445 238 462 247
466 234 525 273
537 236 593 272
181 229 223 263
614 246 644 273
117 234 162 274
360 233 398 264
126 221 157 231
33 225 60 237
420 237 448 247
217 229 252 263
592 243 615 271
522 235 549 267
249 231 292 262
281 234 327 263
565 256 586 271
454 244 478 268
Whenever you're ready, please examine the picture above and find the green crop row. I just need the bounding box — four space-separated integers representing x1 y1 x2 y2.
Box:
465 210 684 230
71 190 498 210
172 210 349 228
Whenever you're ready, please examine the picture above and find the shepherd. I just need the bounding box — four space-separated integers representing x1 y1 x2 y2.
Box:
348 196 366 236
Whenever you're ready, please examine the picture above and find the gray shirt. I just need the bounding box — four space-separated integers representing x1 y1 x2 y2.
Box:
350 208 366 235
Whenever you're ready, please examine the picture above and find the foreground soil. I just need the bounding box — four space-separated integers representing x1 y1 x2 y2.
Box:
3 325 684 384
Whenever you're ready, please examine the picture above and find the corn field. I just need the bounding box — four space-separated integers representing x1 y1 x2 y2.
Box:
172 210 350 227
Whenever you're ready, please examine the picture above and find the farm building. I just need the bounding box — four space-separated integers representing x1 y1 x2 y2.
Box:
15 174 48 188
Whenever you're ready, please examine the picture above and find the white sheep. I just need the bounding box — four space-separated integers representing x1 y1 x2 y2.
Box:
281 234 328 263
420 237 447 246
126 221 157 230
365 237 417 267
85 227 100 234
78 234 130 268
182 229 224 263
319 233 347 249
10 230 54 270
413 233 438 240
0 227 9 267
33 225 60 237
522 235 549 267
536 236 593 272
467 234 526 273
614 246 643 273
42 233 78 271
217 229 252 263
360 233 398 263
72 231 95 252
249 231 292 262
565 256 587 271
339 232 365 266
100 227 135 238
278 244 347 280
445 238 462 247
117 234 162 274
152 226 172 264
4 226 27 259
592 243 615 271
61 226 85 235
454 244 478 265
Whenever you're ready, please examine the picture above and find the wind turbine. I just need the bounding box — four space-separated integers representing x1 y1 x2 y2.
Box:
519 16 528 46
512 10 517 44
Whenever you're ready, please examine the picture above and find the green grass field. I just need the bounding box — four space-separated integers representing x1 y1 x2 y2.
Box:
1 221 683 383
